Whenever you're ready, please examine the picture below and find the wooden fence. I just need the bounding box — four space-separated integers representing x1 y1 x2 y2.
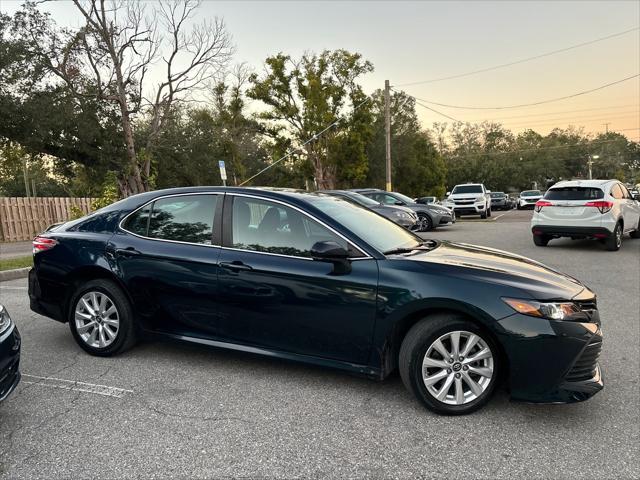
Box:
0 197 97 242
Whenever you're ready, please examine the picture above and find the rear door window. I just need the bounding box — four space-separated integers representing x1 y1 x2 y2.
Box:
148 195 217 244
610 184 624 200
544 187 604 201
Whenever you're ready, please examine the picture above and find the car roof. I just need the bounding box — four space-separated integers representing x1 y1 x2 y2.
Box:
549 179 617 189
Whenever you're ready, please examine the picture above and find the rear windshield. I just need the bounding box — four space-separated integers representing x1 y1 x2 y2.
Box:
521 190 542 197
452 185 483 194
544 187 604 201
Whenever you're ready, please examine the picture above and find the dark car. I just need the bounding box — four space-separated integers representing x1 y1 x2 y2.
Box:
321 190 418 230
0 305 21 403
351 189 454 231
489 192 508 210
29 187 603 415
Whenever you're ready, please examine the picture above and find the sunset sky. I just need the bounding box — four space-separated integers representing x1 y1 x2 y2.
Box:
3 0 639 139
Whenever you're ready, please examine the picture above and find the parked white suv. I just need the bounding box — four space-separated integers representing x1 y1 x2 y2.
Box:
442 183 491 219
517 190 543 209
531 179 640 251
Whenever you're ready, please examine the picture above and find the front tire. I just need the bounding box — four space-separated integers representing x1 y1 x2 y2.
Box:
418 213 433 231
68 279 137 356
630 218 640 238
399 314 499 415
605 223 623 251
480 211 487 219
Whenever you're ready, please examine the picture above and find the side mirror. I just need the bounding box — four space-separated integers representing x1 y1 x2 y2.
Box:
486 190 492 194
446 191 451 196
310 241 351 274
394 201 404 206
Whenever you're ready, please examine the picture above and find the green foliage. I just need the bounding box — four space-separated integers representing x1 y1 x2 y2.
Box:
91 172 120 210
0 255 33 271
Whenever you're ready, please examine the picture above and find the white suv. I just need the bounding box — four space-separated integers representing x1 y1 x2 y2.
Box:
531 179 640 251
442 183 491 219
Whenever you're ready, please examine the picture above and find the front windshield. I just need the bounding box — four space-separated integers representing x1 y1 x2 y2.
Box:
306 195 420 253
490 192 505 198
521 190 542 197
452 185 483 194
391 192 415 204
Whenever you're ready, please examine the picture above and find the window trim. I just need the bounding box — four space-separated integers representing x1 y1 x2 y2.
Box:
223 192 373 261
119 192 223 248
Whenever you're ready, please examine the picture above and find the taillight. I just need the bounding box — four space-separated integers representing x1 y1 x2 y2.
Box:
534 200 553 212
33 236 57 253
584 200 614 214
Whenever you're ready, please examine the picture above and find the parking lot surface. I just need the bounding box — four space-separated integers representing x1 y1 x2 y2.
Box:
1 209 638 479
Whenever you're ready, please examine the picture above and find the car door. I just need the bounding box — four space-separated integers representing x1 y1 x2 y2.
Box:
108 193 224 337
619 183 640 231
215 194 379 365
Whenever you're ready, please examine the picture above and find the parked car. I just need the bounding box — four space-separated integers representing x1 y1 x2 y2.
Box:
350 189 454 231
415 196 438 205
517 190 543 209
507 195 518 209
489 192 508 210
321 190 419 230
442 183 492 219
30 187 603 414
531 179 640 250
0 304 21 403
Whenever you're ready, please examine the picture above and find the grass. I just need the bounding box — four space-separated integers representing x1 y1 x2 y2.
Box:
0 255 33 271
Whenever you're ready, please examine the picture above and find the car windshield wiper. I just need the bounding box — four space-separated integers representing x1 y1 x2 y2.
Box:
384 240 438 256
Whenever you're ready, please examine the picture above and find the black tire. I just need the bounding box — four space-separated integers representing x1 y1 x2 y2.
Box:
399 313 500 415
533 234 550 246
487 207 492 217
418 213 433 231
480 211 487 219
630 219 640 239
605 222 623 251
68 279 137 356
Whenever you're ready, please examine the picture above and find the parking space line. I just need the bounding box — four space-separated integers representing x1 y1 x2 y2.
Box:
22 374 134 398
0 285 28 290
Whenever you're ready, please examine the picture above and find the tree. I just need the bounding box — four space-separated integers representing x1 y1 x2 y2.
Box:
247 50 373 189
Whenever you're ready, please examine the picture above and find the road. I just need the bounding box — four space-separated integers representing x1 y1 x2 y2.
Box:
0 209 638 478
0 242 31 260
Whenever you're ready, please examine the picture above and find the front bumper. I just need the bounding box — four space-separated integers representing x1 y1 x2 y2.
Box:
495 313 603 404
443 203 485 216
0 325 21 402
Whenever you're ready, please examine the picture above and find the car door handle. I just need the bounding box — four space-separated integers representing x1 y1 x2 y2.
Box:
219 261 253 271
115 248 142 257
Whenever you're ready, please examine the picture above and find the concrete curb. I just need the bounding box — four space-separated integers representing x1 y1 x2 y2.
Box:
0 267 30 282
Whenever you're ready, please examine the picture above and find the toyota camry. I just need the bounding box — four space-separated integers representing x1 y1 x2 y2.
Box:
29 187 603 414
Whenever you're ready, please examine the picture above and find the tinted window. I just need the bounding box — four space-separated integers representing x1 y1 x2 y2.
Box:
521 190 542 197
122 205 151 236
147 195 217 244
452 185 483 194
545 187 604 201
71 211 122 233
231 197 348 258
306 195 420 253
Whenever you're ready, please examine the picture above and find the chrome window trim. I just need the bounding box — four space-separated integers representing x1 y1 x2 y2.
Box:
227 192 374 260
118 192 222 248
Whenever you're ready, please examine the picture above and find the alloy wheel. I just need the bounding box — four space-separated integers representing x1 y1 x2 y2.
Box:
74 291 120 348
616 225 622 248
422 330 494 405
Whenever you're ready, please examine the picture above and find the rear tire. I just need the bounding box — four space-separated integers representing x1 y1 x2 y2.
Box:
630 219 640 239
399 313 500 415
68 279 137 356
605 223 623 251
533 234 550 246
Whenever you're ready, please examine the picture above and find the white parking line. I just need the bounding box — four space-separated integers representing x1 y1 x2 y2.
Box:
0 286 28 290
22 374 133 398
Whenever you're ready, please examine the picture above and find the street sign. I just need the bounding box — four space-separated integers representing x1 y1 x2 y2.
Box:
218 160 227 185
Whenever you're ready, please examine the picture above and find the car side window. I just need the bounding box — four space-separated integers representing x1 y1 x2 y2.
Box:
143 195 217 244
610 184 624 200
619 184 631 199
122 205 151 236
231 197 348 258
382 194 400 205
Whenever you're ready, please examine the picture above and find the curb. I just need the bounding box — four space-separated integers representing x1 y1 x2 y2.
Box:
0 267 31 282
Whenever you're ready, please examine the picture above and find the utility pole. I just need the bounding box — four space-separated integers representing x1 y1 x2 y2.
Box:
587 154 599 180
602 123 610 134
384 79 392 191
22 157 31 197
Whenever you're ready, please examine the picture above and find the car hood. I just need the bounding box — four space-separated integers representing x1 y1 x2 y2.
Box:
403 241 590 300
447 193 484 199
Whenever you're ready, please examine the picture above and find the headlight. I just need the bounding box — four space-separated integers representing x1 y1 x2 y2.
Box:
392 211 412 220
502 298 581 321
0 305 13 335
475 196 485 202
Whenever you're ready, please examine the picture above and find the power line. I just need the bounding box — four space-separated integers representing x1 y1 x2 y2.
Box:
403 74 640 110
240 97 371 186
447 104 640 123
393 27 639 87
413 98 463 123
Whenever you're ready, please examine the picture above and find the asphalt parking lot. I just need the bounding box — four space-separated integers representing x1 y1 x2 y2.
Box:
0 208 638 479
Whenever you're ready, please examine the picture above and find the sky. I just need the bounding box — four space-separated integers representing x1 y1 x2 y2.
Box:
2 0 639 139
